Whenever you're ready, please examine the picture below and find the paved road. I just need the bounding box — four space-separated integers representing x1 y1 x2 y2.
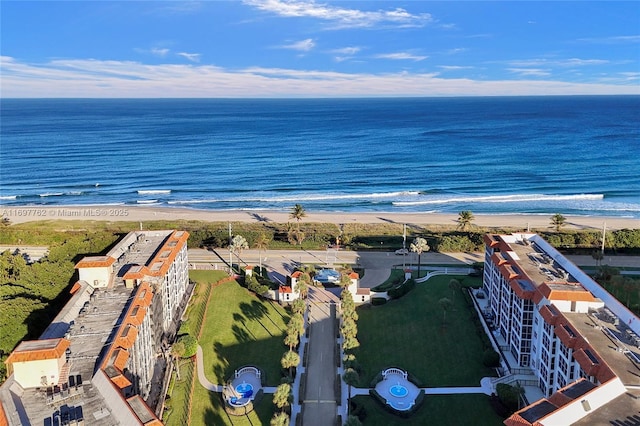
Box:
301 288 338 426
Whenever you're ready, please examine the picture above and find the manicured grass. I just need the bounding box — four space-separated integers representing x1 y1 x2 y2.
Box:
198 275 291 387
163 358 195 426
353 275 495 387
351 394 503 426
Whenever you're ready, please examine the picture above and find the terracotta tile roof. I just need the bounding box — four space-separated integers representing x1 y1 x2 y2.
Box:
123 265 150 280
279 286 293 293
110 372 132 389
70 281 82 295
356 288 370 295
0 400 8 426
145 230 189 276
115 324 139 350
291 271 302 278
349 272 359 279
537 282 597 303
74 256 115 268
112 348 130 371
6 338 70 364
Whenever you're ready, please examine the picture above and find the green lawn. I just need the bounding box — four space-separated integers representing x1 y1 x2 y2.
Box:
351 394 503 426
352 275 503 425
354 275 495 387
171 271 289 425
197 274 291 387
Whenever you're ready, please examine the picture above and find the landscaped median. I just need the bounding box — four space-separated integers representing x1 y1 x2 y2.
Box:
165 270 291 426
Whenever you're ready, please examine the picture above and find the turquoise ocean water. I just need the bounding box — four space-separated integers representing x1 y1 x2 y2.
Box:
1 96 639 218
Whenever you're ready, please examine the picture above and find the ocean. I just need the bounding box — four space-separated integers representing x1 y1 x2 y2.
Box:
1 96 639 218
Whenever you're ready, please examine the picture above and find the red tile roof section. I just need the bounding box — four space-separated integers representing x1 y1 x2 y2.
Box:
145 231 189 277
6 338 70 364
74 256 115 269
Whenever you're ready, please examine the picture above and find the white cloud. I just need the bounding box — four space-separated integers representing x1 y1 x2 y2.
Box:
332 46 361 55
438 65 474 71
177 52 201 62
151 48 170 57
577 35 640 44
508 58 609 67
375 52 428 61
280 38 316 51
2 56 638 98
445 48 467 55
243 0 433 29
507 68 551 77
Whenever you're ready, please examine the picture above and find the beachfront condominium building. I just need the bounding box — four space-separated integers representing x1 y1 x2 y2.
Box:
0 230 190 426
482 233 640 425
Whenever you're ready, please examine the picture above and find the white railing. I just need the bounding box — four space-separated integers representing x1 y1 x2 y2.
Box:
382 368 407 380
235 366 261 379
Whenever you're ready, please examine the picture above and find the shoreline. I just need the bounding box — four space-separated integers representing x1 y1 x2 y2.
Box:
2 205 638 230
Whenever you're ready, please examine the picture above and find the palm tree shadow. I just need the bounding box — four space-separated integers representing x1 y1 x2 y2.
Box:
248 212 271 222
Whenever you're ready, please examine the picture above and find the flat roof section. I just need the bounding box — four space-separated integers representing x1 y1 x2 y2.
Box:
572 390 640 426
564 312 640 387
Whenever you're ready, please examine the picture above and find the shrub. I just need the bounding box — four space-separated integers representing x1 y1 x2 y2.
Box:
371 297 387 306
176 335 198 358
387 279 416 299
483 349 501 368
496 383 521 414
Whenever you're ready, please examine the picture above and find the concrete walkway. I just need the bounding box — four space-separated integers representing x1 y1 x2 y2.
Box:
195 345 278 393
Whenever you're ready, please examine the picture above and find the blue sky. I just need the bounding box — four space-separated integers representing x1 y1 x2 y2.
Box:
2 1 639 97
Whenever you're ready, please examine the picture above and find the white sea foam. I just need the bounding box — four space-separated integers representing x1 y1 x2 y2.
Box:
39 192 64 197
168 191 420 205
137 199 159 204
0 196 18 200
137 190 171 195
393 193 605 206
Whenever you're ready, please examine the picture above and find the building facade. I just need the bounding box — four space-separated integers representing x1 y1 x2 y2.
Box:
482 233 640 425
1 230 190 426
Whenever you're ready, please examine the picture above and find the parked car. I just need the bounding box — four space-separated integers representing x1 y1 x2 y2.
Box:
395 248 409 255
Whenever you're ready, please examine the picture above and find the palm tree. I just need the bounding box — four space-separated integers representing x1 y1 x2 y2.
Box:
294 272 311 298
591 250 604 268
255 233 271 277
290 204 306 232
281 350 300 379
550 213 566 232
284 329 299 351
273 383 292 411
410 237 430 278
439 297 452 325
343 368 359 416
270 412 289 426
291 298 306 315
457 210 475 231
449 278 461 300
229 234 248 272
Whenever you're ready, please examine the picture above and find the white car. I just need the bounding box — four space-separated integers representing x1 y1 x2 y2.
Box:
394 248 409 255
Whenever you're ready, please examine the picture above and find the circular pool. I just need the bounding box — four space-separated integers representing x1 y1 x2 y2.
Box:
389 384 408 398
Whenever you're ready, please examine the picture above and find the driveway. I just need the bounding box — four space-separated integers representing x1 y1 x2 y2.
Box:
301 288 338 426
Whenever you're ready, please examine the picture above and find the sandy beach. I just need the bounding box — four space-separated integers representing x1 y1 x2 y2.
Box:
2 205 638 231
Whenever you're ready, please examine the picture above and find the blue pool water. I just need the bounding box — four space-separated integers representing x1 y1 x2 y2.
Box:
389 384 408 398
